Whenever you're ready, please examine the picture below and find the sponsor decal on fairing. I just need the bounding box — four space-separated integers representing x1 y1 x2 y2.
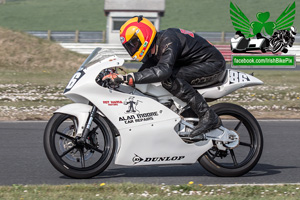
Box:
132 154 185 164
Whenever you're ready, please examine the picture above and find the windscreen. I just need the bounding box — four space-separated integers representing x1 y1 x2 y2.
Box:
79 48 116 70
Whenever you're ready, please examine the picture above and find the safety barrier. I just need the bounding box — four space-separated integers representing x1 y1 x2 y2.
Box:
60 43 300 62
27 31 105 43
28 30 300 44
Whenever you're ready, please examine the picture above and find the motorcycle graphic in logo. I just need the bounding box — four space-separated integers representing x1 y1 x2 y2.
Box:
229 1 297 54
230 1 295 38
124 97 142 114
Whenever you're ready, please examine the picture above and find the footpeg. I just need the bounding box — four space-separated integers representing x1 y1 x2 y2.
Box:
205 126 240 150
180 136 206 143
177 120 239 147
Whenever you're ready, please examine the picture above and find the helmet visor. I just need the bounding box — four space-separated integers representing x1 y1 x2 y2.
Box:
123 35 141 56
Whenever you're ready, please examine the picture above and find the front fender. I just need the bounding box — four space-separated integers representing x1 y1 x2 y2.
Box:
54 103 92 136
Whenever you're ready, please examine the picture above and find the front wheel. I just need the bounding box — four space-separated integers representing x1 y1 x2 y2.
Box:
44 113 115 178
199 103 263 177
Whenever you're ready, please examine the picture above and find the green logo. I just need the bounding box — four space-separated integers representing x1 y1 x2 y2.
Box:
232 55 295 67
230 1 296 38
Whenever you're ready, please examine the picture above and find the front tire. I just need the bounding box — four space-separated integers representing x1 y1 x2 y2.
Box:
44 113 115 178
199 103 263 177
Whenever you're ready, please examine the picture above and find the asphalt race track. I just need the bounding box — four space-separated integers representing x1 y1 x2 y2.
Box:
0 120 299 186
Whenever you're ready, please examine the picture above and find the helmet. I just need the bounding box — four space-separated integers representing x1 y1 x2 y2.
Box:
120 16 157 61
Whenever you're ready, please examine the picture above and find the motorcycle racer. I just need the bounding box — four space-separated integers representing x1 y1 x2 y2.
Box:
269 26 297 53
103 16 225 140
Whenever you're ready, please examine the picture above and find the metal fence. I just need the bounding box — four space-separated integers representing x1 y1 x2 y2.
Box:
59 43 300 62
195 32 234 43
195 31 300 44
26 30 300 44
26 31 105 43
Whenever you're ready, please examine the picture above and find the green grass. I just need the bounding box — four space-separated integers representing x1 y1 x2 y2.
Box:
0 0 105 31
0 183 299 200
0 70 74 85
0 70 73 120
162 0 300 32
0 0 300 31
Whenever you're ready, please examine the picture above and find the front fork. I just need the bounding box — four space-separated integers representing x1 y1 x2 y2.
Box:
77 105 97 144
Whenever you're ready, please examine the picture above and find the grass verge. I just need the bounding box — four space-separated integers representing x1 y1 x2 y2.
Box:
0 183 299 200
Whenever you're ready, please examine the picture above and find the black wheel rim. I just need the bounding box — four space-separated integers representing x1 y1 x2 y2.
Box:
50 115 112 171
205 111 259 169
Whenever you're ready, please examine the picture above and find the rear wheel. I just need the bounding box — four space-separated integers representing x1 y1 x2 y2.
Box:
199 103 263 177
44 113 115 178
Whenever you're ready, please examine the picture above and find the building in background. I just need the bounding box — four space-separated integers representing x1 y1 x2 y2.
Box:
104 0 165 44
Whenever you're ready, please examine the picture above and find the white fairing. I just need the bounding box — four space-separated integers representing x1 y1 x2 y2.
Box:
135 69 263 102
231 36 265 51
55 103 92 136
198 69 263 99
249 38 265 47
57 48 263 166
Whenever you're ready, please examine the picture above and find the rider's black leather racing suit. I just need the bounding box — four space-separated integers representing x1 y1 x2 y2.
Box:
132 28 226 138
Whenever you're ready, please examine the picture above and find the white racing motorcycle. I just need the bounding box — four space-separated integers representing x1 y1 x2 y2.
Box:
44 48 264 178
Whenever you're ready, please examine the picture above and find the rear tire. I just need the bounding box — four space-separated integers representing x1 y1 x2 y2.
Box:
44 113 115 178
199 103 263 177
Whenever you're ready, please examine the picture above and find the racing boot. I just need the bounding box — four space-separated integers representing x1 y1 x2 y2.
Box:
162 77 222 140
187 93 222 140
